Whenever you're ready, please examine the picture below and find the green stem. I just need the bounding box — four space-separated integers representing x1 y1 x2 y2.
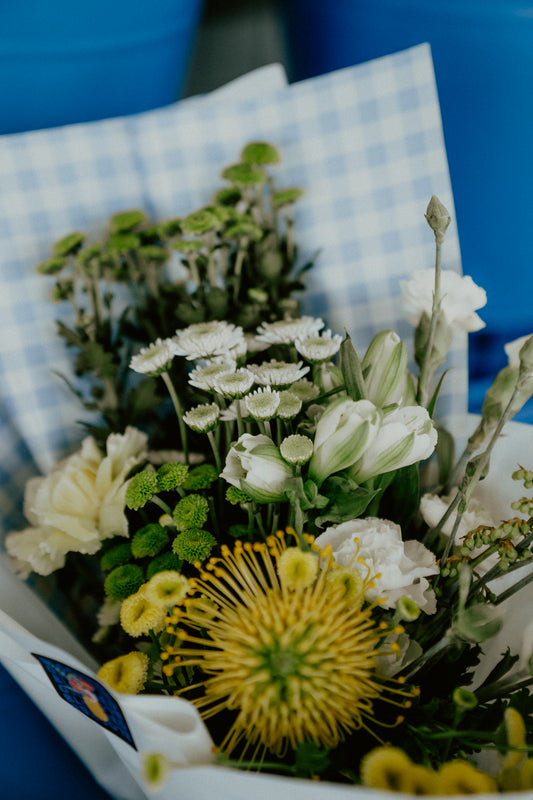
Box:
161 371 189 465
416 238 442 406
207 430 222 474
150 495 173 516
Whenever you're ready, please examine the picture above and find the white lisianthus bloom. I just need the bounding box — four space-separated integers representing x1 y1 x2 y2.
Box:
401 268 487 332
315 517 439 613
361 330 412 407
420 493 495 545
349 405 437 484
220 433 293 503
308 398 381 485
5 427 148 576
173 321 244 360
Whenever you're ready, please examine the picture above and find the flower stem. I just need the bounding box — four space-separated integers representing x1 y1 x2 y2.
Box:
416 238 442 407
161 371 189 465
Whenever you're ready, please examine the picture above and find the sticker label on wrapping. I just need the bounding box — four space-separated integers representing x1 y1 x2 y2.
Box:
32 653 136 748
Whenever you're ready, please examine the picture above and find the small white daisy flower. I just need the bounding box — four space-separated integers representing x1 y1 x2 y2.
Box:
214 368 255 399
188 359 236 391
295 329 343 363
288 378 321 402
255 316 324 345
247 359 310 389
277 390 302 420
220 398 249 422
280 434 313 465
183 403 220 433
174 321 245 360
129 337 180 376
245 386 281 420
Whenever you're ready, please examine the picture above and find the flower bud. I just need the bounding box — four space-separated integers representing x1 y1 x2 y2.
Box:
221 433 294 503
362 330 409 407
308 398 381 485
425 195 451 243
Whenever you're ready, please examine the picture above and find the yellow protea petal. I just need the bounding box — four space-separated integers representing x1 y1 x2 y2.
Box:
98 651 149 694
436 759 497 795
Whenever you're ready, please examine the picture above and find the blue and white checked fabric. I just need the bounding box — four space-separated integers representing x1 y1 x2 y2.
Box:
0 45 466 539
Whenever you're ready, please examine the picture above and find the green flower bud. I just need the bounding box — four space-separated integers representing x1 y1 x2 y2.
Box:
104 564 145 600
425 195 451 243
395 596 421 622
240 141 280 165
125 470 158 510
36 256 67 275
138 245 168 264
280 434 313 465
100 542 132 572
173 494 209 531
108 209 148 234
146 552 182 580
182 464 218 491
362 330 409 407
156 462 189 492
171 238 204 254
213 187 242 206
221 162 267 186
172 528 216 563
226 486 253 505
131 523 169 559
52 231 87 257
453 687 478 710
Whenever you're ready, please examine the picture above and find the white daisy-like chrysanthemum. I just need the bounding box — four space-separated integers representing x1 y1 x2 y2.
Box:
183 403 220 433
214 368 255 399
173 321 245 360
255 316 324 345
129 337 180 376
277 390 302 420
280 434 313 465
295 329 343 363
288 378 321 402
244 332 272 354
219 398 249 422
247 359 310 389
188 359 236 391
245 386 281 420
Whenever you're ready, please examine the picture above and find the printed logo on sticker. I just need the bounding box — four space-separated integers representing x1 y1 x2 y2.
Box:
32 653 136 748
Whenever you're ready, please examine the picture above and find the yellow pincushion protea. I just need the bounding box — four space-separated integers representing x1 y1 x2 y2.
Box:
165 531 415 758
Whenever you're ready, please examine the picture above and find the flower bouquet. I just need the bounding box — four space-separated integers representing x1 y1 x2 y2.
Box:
3 134 533 800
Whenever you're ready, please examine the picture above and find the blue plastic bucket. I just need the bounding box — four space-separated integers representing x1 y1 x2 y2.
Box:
283 0 533 337
0 1 204 134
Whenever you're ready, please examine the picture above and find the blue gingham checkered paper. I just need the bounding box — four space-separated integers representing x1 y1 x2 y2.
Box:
0 44 466 539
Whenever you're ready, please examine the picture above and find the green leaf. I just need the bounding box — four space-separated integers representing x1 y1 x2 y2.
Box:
315 476 379 527
477 648 520 689
240 141 280 165
339 333 366 401
377 464 420 528
427 369 450 419
435 425 455 486
36 256 67 275
76 341 117 380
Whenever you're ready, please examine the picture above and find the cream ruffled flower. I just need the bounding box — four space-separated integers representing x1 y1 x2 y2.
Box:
315 517 439 613
5 427 148 576
401 268 487 332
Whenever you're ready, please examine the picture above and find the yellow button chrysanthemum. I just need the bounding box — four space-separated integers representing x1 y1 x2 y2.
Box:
98 651 149 694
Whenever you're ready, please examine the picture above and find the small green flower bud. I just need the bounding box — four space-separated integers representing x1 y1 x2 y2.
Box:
226 486 253 505
172 528 216 563
108 209 148 234
146 552 182 580
131 523 169 559
173 494 209 531
182 464 218 491
280 434 313 466
171 238 204 254
453 687 478 710
271 187 304 209
425 195 451 243
36 256 67 275
395 596 421 622
100 542 132 572
156 462 189 492
228 523 249 539
181 208 221 235
52 231 87 257
104 564 145 600
125 470 158 510
240 141 280 165
221 162 267 186
77 243 102 266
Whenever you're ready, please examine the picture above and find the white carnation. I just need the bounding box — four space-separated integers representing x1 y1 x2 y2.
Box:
315 517 438 613
401 268 486 332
